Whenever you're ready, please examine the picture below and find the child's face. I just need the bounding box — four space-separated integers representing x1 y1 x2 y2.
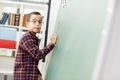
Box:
27 14 42 33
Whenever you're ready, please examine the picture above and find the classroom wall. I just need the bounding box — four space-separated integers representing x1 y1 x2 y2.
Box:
94 0 120 80
45 0 108 80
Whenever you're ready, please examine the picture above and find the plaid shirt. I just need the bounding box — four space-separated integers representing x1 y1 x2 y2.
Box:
14 31 54 80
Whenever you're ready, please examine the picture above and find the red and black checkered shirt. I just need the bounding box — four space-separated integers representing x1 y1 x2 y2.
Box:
14 31 54 80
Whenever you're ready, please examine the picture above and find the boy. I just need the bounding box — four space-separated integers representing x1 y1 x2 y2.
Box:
14 11 57 80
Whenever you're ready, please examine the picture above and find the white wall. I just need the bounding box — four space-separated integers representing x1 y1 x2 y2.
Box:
92 0 120 80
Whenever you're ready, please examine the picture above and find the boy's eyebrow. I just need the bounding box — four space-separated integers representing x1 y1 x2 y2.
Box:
31 19 38 20
31 19 42 21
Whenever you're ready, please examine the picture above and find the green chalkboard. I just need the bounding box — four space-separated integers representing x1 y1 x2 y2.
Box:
45 0 108 80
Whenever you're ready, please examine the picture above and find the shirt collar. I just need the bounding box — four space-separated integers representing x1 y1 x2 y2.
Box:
28 31 38 39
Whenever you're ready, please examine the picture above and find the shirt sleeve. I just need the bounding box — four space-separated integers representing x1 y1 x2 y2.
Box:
21 35 55 60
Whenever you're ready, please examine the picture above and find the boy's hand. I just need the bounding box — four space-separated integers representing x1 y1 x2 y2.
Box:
50 34 57 44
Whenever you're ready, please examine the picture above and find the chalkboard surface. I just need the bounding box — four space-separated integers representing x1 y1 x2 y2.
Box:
45 0 108 80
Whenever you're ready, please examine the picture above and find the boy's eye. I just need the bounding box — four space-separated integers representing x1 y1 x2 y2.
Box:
29 20 42 24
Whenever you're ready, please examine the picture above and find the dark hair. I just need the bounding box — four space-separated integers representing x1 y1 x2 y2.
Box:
26 11 41 22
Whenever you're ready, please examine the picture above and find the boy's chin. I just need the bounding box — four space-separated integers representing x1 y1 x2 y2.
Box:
35 31 40 33
33 30 40 33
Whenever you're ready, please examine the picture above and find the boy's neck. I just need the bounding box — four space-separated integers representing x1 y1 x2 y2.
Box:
29 31 36 35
